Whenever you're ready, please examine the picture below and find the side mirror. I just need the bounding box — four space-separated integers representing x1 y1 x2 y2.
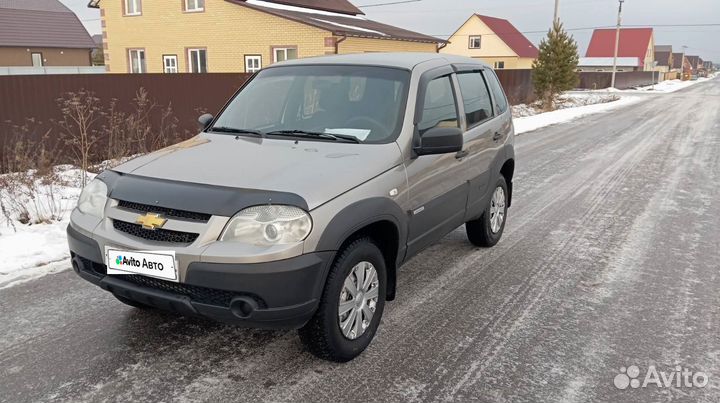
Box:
413 126 463 156
198 113 214 130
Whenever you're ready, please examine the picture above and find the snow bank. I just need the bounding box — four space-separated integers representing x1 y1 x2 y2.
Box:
514 95 642 135
0 166 94 288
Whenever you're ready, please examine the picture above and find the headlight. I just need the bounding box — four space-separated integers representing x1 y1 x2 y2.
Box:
77 179 108 218
220 205 312 245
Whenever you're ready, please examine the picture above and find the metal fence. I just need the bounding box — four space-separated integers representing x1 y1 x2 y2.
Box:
496 69 535 105
577 71 657 90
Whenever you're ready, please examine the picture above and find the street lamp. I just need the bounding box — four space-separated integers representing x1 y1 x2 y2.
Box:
610 0 625 89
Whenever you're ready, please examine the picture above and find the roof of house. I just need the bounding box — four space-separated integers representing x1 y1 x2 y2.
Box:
230 0 445 44
686 55 700 69
239 0 363 15
655 45 672 53
585 28 653 67
0 0 95 49
473 14 538 58
671 52 684 69
578 57 640 67
655 51 672 66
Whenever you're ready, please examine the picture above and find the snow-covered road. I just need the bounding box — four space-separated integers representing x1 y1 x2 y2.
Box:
1 77 719 403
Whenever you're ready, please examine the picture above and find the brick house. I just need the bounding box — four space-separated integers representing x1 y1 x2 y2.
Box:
440 14 538 70
89 0 445 73
0 0 95 67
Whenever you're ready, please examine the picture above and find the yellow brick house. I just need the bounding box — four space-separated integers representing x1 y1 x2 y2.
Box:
89 0 444 73
440 14 538 69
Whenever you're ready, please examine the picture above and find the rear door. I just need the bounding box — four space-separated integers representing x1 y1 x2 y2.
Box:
405 67 468 257
453 65 506 220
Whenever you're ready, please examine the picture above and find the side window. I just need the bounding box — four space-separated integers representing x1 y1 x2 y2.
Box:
456 71 493 127
418 76 458 135
484 70 509 114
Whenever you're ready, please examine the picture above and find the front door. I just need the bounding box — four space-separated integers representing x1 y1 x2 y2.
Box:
405 70 469 257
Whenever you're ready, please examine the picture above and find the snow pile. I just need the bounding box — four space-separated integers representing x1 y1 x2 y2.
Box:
513 95 642 135
0 166 94 288
512 93 621 119
632 79 703 93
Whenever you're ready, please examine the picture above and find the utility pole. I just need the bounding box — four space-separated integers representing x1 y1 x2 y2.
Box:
554 0 560 23
610 0 625 89
681 45 688 80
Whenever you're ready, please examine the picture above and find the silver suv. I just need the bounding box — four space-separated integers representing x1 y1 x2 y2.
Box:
68 53 515 362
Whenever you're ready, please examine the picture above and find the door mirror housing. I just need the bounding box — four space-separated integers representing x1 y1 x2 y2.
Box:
413 126 463 157
198 113 214 130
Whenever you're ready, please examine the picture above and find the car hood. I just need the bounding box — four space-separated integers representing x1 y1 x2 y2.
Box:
112 134 403 210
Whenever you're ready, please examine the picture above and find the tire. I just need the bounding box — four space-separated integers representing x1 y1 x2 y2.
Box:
299 237 386 362
114 294 154 309
466 176 508 247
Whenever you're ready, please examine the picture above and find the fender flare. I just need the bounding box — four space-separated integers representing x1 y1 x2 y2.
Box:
315 197 408 301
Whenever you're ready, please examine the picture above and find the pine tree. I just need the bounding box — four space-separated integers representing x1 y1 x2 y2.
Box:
532 21 579 110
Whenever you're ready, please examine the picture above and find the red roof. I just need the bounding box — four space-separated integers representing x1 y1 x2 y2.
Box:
586 28 653 67
475 14 538 58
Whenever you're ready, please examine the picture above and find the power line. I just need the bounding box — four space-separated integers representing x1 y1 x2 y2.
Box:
357 0 422 8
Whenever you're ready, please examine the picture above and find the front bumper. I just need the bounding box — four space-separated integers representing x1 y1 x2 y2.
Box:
68 225 333 329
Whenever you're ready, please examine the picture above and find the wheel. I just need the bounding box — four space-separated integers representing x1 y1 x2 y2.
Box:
299 237 386 362
114 294 153 309
466 176 508 247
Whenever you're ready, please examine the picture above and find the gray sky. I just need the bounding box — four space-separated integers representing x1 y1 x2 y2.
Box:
63 0 720 61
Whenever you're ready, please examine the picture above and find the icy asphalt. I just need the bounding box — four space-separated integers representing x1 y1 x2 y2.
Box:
1 78 719 403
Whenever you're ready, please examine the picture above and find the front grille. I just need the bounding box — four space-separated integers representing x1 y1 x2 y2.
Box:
113 220 199 244
117 200 211 223
118 274 266 308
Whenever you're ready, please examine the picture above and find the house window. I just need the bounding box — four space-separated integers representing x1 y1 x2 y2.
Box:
273 47 297 63
468 36 482 49
494 61 505 69
185 0 204 12
244 55 262 73
31 53 43 67
128 49 146 73
163 55 178 73
188 48 207 73
124 0 141 15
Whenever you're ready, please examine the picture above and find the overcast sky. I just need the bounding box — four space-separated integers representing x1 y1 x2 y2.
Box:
63 0 720 61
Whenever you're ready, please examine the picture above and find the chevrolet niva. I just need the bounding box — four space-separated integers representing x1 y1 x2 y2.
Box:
68 53 515 362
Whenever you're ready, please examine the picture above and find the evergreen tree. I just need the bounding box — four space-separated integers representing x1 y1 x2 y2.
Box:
532 21 579 110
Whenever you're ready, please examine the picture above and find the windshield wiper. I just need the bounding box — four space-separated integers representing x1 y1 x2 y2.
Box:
210 126 265 137
266 130 361 144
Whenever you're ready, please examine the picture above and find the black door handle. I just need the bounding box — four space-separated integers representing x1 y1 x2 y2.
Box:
455 150 469 159
493 132 503 141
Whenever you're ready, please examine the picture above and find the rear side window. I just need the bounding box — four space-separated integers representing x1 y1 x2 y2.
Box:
484 70 509 114
456 71 493 127
418 76 459 135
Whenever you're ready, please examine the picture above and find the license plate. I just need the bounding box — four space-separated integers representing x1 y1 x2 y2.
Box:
106 248 178 282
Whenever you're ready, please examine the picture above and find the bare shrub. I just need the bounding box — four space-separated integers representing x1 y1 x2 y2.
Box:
56 90 102 186
1 119 60 175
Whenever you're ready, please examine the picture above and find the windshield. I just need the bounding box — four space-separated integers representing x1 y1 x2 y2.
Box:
211 65 410 144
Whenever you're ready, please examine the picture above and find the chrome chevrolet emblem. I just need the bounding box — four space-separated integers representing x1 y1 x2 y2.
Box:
136 213 167 230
